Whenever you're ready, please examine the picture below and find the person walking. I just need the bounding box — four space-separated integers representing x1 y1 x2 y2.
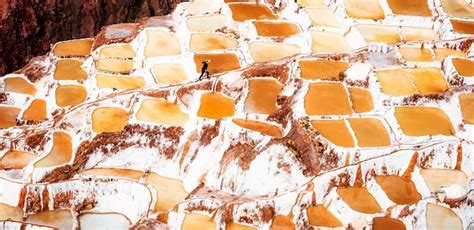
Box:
199 60 210 80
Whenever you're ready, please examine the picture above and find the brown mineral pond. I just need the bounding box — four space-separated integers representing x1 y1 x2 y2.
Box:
440 0 474 19
26 210 73 230
394 107 455 136
0 203 23 221
372 217 406 230
348 118 391 147
189 33 238 52
55 85 88 107
152 63 187 84
426 203 463 230
253 21 300 37
99 44 135 59
420 169 468 192
311 120 355 147
228 3 278 22
4 77 37 95
145 30 181 57
348 88 373 113
450 19 474 34
405 68 448 95
194 53 241 74
0 150 36 170
34 132 72 168
311 31 353 53
146 172 189 211
79 213 131 229
356 25 401 43
78 168 145 181
398 47 433 62
433 48 466 61
306 8 340 28
136 98 189 126
299 60 349 80
401 27 438 42
387 0 431 16
248 41 301 62
95 59 134 73
375 176 421 205
376 69 418 96
54 59 88 80
269 215 295 230
307 205 343 227
344 0 385 20
0 106 21 129
92 107 129 133
244 78 283 114
198 92 235 119
452 58 474 76
23 99 47 121
53 39 93 57
337 187 381 214
459 93 474 124
232 119 283 138
181 213 216 230
186 14 227 32
95 74 145 90
304 82 352 115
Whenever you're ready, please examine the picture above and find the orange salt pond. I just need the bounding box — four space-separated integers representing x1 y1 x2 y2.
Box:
420 169 468 192
92 107 129 133
34 132 72 168
0 150 36 170
401 27 438 41
4 77 37 95
348 118 391 147
186 14 226 32
181 213 216 230
198 92 235 119
433 48 465 61
152 63 187 84
356 25 401 44
53 39 93 57
23 99 47 121
307 205 343 227
78 168 145 181
394 107 455 136
311 31 352 53
375 176 421 205
373 217 406 230
244 78 283 114
26 210 73 230
304 82 352 115
0 203 23 221
227 223 257 230
145 30 181 57
54 59 88 80
376 69 418 96
337 187 381 214
306 8 340 28
344 0 385 19
146 173 189 211
450 19 474 34
248 42 301 62
426 203 463 230
311 120 355 147
348 88 373 113
440 0 474 19
189 33 238 52
228 3 278 22
55 85 87 107
95 59 134 73
99 44 135 59
452 58 474 76
459 93 474 124
233 119 282 138
269 215 295 230
136 98 189 126
299 60 349 80
398 47 433 62
0 106 21 129
253 21 300 37
95 74 145 90
404 68 448 95
194 53 241 74
387 0 431 16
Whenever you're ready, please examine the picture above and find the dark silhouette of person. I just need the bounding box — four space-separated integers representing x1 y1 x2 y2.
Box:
199 60 210 80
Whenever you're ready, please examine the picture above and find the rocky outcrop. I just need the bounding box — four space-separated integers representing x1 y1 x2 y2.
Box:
0 0 183 76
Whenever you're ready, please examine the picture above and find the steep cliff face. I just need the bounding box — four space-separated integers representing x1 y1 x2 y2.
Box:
0 0 183 76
